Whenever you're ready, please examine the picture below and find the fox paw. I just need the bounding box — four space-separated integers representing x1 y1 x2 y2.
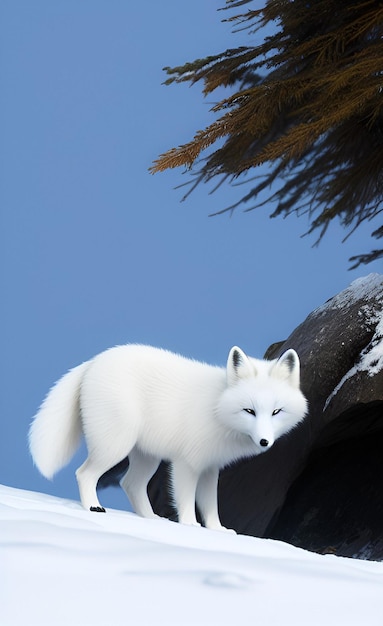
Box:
90 506 106 513
208 525 236 534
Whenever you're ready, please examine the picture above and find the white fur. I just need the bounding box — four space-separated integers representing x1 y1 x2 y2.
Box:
29 344 308 530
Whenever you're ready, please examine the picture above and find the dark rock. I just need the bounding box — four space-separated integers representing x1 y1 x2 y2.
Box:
266 402 383 560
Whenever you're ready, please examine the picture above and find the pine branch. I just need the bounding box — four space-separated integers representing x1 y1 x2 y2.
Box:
152 0 383 267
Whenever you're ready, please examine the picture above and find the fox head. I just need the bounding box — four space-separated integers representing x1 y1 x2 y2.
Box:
217 346 308 454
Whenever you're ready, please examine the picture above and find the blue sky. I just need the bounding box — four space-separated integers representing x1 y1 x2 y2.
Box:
1 1 381 511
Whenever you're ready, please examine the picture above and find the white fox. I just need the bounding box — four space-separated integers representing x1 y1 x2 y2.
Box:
29 344 307 531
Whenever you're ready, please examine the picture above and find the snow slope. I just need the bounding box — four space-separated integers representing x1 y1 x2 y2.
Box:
1 485 383 626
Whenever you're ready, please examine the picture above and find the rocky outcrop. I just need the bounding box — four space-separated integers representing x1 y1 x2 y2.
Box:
100 274 383 560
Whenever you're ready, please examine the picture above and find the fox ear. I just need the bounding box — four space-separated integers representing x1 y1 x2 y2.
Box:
227 346 254 385
272 349 301 388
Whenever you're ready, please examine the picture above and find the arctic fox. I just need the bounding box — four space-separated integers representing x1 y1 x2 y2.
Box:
29 344 307 531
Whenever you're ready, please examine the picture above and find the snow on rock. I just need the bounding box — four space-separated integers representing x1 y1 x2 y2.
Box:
314 274 383 409
313 273 383 315
324 311 383 410
1 484 383 626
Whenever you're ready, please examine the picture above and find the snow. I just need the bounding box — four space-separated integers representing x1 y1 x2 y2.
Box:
2 485 383 626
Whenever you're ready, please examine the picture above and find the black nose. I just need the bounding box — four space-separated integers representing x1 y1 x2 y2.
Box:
260 439 269 447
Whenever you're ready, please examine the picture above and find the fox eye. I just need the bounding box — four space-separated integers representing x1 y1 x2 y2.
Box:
243 408 256 416
272 408 282 416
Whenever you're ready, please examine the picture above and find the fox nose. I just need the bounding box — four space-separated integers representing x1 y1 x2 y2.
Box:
260 439 269 448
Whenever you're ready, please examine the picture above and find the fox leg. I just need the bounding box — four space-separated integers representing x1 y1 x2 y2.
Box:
120 448 160 519
76 446 134 512
76 457 112 512
195 466 232 531
171 460 200 527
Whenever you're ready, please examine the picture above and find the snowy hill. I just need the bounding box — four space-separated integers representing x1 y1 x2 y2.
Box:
1 485 383 626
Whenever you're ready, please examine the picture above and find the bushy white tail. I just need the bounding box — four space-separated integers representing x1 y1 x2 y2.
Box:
29 361 90 479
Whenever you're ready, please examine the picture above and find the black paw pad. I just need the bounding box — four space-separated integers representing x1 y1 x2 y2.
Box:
90 506 106 513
